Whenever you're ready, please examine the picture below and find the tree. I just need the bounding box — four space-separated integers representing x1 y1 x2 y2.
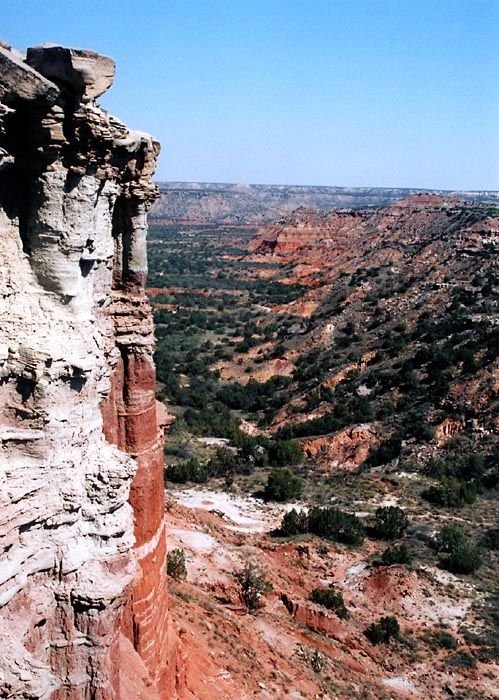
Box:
364 616 400 645
371 506 408 540
279 508 308 536
267 439 303 467
482 527 499 551
366 437 402 467
264 469 304 502
309 588 348 619
165 457 208 484
435 525 482 574
207 447 239 476
422 477 477 508
307 506 365 546
380 544 412 566
235 563 271 611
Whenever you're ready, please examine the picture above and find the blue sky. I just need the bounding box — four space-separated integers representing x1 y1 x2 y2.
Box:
3 0 499 189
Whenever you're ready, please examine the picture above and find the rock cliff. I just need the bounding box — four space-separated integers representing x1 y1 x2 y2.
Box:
151 182 499 226
249 195 499 288
0 43 176 697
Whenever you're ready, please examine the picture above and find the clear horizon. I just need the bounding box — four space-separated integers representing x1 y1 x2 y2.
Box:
154 179 499 193
3 0 499 190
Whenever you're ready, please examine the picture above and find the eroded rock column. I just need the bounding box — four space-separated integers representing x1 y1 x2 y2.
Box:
101 196 177 695
0 42 176 698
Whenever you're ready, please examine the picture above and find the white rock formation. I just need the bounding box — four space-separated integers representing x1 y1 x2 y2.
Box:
0 43 166 698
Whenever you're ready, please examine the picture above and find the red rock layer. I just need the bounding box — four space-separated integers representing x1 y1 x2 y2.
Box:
101 309 178 697
301 424 379 470
248 195 483 285
281 593 346 638
0 43 181 698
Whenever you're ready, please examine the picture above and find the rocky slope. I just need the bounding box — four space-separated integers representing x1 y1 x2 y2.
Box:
0 43 178 697
163 487 499 700
151 182 499 225
148 193 498 478
148 193 498 697
249 194 497 273
246 195 498 451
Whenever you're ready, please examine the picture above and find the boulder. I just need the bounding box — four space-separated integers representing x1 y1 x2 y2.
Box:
0 45 59 105
26 44 115 102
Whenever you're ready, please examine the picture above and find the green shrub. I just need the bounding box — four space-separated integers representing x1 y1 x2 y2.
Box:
482 527 499 551
447 651 477 669
426 458 447 478
364 616 400 645
366 437 402 467
309 588 348 619
422 477 477 508
457 454 485 481
371 506 408 540
310 649 326 674
442 542 482 574
267 439 303 467
277 506 365 546
380 544 412 566
435 524 466 553
431 447 485 483
264 469 304 502
236 563 271 611
279 508 309 536
217 377 292 413
167 548 187 580
165 457 208 484
207 446 240 477
307 506 365 546
277 393 375 440
435 525 482 574
433 631 457 650
406 418 434 442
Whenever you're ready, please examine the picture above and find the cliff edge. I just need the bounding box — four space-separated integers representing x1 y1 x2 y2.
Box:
0 43 177 698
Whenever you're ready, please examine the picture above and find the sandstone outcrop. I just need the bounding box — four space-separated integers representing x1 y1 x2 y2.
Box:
26 45 115 104
302 424 379 470
280 593 347 638
249 194 498 285
0 43 176 697
150 182 499 226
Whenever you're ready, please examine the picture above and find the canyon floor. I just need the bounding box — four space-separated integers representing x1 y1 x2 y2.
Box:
166 484 497 700
149 196 498 699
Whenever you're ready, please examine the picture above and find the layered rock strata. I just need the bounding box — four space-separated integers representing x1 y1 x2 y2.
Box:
0 43 174 697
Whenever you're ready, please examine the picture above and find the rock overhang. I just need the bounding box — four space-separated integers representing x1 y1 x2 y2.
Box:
26 44 115 103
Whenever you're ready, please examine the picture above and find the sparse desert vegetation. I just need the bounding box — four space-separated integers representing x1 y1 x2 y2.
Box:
152 197 498 698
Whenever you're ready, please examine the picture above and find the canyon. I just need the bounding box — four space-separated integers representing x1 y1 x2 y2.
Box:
0 43 179 698
149 192 498 698
151 182 499 226
1 40 498 700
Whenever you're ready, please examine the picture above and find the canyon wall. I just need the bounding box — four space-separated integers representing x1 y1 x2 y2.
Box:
0 43 177 697
151 182 499 226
